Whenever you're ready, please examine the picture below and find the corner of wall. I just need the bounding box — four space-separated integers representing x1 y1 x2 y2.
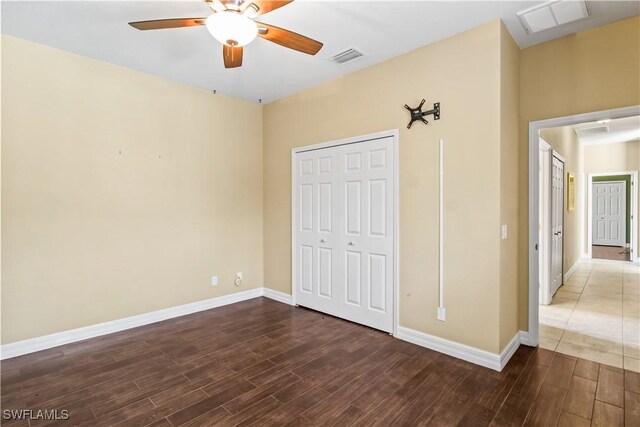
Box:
499 22 521 350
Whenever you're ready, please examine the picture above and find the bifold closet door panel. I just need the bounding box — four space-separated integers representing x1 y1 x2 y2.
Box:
335 137 394 333
294 148 340 316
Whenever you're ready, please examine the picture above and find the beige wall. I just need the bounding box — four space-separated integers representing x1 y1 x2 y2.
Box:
583 140 640 253
519 16 640 330
4 15 638 352
264 20 518 353
540 126 583 275
499 24 521 349
584 140 640 173
1 36 264 344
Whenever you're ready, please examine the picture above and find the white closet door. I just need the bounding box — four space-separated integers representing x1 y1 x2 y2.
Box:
337 138 394 332
551 154 564 296
293 136 395 333
593 181 626 247
294 149 339 316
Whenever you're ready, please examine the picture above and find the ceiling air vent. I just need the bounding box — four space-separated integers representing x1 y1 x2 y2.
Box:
328 48 365 65
575 124 610 137
517 0 590 34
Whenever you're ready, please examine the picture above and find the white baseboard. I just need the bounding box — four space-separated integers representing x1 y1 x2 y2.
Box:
0 288 263 360
262 288 294 305
564 260 580 282
2 286 528 373
395 327 526 372
500 332 522 370
519 331 531 346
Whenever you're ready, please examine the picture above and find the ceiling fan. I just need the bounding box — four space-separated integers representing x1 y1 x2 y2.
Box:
129 0 323 69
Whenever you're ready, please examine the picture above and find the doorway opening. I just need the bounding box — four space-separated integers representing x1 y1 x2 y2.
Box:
528 106 640 371
588 172 637 262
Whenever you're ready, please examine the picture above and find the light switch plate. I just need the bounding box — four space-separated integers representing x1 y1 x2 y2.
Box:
501 225 508 240
211 276 218 286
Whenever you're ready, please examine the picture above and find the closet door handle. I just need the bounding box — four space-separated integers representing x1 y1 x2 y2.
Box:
348 241 355 246
320 239 326 243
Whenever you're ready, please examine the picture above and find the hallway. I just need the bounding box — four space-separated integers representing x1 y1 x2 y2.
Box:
540 260 640 372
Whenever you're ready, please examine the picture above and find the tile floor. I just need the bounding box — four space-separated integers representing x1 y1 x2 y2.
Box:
540 259 640 372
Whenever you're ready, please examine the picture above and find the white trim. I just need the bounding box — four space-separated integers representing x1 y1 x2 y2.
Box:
587 171 638 262
528 105 640 348
263 288 294 305
552 151 566 164
2 287 532 372
438 138 445 316
539 142 552 306
291 129 398 154
291 129 400 335
396 327 525 372
539 137 551 151
580 173 588 258
0 288 263 360
564 259 580 282
500 333 523 371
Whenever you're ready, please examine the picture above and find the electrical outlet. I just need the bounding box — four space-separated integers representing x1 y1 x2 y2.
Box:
211 276 218 286
234 272 243 287
437 307 446 321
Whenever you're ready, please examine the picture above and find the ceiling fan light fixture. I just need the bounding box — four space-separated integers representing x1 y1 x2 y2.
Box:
243 3 260 19
206 12 258 47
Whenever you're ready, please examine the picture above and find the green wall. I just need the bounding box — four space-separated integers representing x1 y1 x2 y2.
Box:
593 175 631 244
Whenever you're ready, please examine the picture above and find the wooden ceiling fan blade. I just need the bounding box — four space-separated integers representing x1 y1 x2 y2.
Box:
255 22 322 55
129 18 207 30
245 1 294 17
223 45 243 68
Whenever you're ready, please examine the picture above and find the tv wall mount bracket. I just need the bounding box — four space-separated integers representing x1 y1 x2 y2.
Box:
404 99 440 129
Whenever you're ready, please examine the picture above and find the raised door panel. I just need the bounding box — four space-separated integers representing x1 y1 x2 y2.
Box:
345 181 362 236
318 247 332 298
300 245 313 294
345 251 362 305
318 183 332 233
368 253 387 312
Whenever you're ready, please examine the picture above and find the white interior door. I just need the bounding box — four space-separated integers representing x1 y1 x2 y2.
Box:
337 138 394 332
293 136 395 333
551 154 564 296
593 181 626 247
295 149 339 316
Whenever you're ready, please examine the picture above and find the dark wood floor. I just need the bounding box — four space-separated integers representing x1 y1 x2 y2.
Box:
1 298 638 426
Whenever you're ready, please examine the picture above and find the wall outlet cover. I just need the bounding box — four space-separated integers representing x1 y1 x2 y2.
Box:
211 276 218 286
437 307 446 321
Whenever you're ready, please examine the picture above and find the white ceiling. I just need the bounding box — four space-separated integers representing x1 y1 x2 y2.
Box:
573 115 640 146
2 1 639 104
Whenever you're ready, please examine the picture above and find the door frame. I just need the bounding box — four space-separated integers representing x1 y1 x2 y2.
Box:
528 105 640 347
551 151 566 299
539 139 552 306
587 171 638 259
291 129 400 336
